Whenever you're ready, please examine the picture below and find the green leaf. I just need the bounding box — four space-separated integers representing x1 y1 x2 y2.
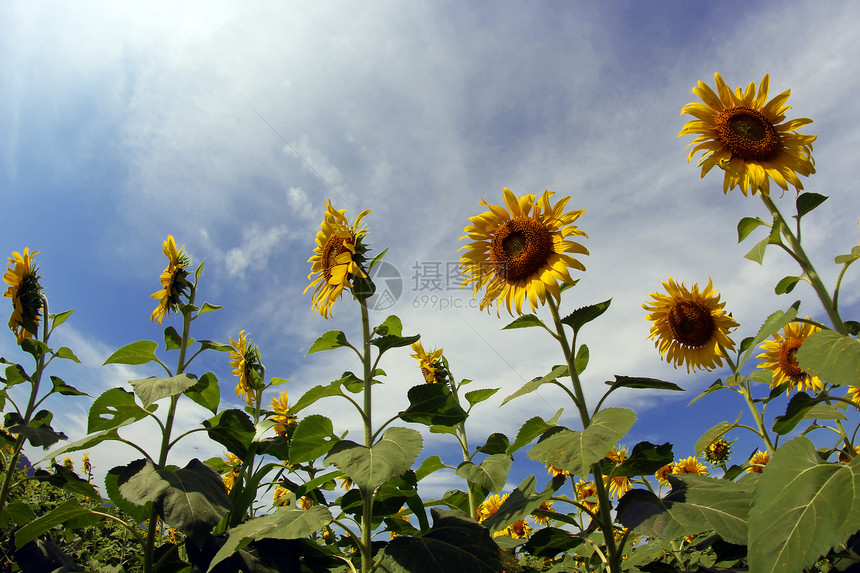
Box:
416 455 450 482
307 330 351 354
198 302 222 314
49 375 89 397
455 454 512 493
164 326 182 351
481 475 561 535
797 329 860 387
33 463 100 500
208 506 333 570
688 379 726 406
574 344 589 375
796 192 828 218
612 441 674 477
737 216 768 243
3 502 35 526
381 509 520 573
617 474 752 545
694 421 734 456
771 392 846 435
774 275 803 295
54 346 80 363
506 409 563 455
528 408 636 478
748 437 860 573
744 236 770 264
741 303 800 364
523 527 583 558
50 309 74 329
464 388 500 408
184 371 220 414
15 499 97 547
203 409 256 460
198 339 233 352
502 314 546 330
371 333 421 355
105 459 153 523
605 376 684 393
501 365 568 406
36 427 125 465
290 379 346 415
476 433 510 456
103 340 159 365
129 373 198 408
288 415 338 464
560 299 612 333
155 459 232 546
4 363 29 386
8 410 67 449
373 314 403 337
325 427 423 491
399 384 468 427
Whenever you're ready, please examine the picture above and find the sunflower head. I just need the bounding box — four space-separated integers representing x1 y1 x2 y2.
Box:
531 500 554 526
654 463 674 485
643 278 739 373
4 248 43 344
546 462 571 479
605 446 632 499
672 456 708 476
747 450 770 473
680 73 816 197
703 438 732 465
757 319 823 395
409 341 448 384
150 236 191 325
230 330 264 407
459 188 588 315
574 480 599 513
305 200 372 318
270 391 297 436
476 493 508 523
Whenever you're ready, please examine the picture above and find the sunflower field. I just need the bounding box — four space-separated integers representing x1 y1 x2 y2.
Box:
2 73 860 573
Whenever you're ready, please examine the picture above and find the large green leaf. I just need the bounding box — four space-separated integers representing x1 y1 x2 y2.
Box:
49 375 88 397
416 455 451 482
155 459 232 546
611 441 673 477
501 365 568 406
184 371 220 414
380 509 520 573
506 409 563 455
105 459 153 523
481 475 562 535
129 373 198 408
87 387 152 433
15 499 98 547
289 378 346 415
103 340 159 365
207 506 333 571
796 192 828 218
203 409 255 460
455 454 511 493
307 330 351 354
288 415 338 464
616 474 752 545
464 388 500 408
325 427 422 491
797 329 860 387
560 299 612 333
748 437 860 573
399 384 468 427
373 314 403 337
737 216 768 243
605 376 683 393
771 392 846 435
527 408 636 478
7 410 67 449
742 303 799 364
522 527 584 558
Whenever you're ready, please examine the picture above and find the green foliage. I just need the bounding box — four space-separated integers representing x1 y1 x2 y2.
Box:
455 454 512 494
325 427 423 491
399 384 468 427
797 329 860 387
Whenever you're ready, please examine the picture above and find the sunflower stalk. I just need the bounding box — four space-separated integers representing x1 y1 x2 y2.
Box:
360 299 373 573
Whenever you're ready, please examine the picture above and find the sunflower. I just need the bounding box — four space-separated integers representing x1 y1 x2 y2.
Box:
574 480 599 513
531 500 555 526
654 463 674 486
643 278 739 373
757 319 823 394
410 341 445 384
150 236 191 324
680 73 816 196
673 456 708 476
476 493 507 523
270 392 296 436
230 330 263 407
546 462 571 479
847 386 860 407
604 446 632 499
4 248 43 344
305 200 371 318
747 450 770 474
459 188 588 315
703 438 731 465
298 495 315 510
500 519 532 540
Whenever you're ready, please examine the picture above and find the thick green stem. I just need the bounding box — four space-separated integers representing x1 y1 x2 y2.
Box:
360 301 373 573
546 297 590 426
740 381 776 453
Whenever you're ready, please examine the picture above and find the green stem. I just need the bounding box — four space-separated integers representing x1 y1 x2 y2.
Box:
546 297 590 426
740 381 776 452
360 300 373 573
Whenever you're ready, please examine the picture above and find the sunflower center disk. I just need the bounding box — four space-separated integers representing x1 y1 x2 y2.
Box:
714 107 781 162
778 338 806 380
667 301 715 348
490 217 553 281
322 235 348 280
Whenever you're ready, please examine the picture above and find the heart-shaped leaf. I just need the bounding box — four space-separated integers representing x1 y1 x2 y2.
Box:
325 427 422 491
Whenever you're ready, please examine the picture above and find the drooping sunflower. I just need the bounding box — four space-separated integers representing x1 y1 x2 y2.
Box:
604 446 632 499
643 278 739 373
757 319 823 394
150 236 191 325
222 453 242 493
531 500 555 526
546 462 571 479
672 456 708 476
680 73 816 197
270 391 296 436
4 248 43 344
747 450 770 474
410 341 445 384
229 330 263 407
703 437 732 465
305 200 371 318
654 463 674 486
459 188 588 315
574 480 599 513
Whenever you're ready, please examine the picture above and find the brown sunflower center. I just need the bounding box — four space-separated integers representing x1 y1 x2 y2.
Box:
321 234 349 280
489 217 554 281
667 301 715 348
777 338 806 380
714 106 781 161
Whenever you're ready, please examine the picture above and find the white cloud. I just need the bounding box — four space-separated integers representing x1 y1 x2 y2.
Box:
224 224 289 277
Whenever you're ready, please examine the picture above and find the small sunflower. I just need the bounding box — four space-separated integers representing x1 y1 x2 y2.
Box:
703 438 732 465
305 200 371 318
546 462 571 479
757 319 823 394
605 446 632 499
229 330 263 407
680 73 816 196
150 236 191 325
747 450 770 473
298 495 315 510
273 484 290 505
4 248 43 344
654 463 674 486
410 341 445 384
499 519 532 540
672 456 708 476
270 391 296 436
643 278 739 373
476 493 507 523
574 480 599 513
222 452 242 493
459 188 588 315
847 386 860 408
531 500 555 526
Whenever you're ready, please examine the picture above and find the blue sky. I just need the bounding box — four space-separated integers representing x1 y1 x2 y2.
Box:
3 1 860 500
